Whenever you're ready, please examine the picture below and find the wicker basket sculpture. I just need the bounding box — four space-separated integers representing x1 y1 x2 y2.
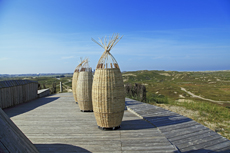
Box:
72 59 86 102
77 59 93 112
92 34 125 129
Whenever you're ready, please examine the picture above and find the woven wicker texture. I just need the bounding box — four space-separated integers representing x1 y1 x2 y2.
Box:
77 71 93 111
92 68 125 128
92 34 125 128
72 72 79 102
72 59 86 102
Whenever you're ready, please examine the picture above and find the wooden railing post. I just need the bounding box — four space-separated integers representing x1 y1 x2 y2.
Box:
60 82 63 93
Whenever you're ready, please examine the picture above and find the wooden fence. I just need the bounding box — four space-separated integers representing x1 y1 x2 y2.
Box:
0 80 38 109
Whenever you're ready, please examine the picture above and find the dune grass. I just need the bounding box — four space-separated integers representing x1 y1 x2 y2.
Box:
123 70 230 140
167 99 230 139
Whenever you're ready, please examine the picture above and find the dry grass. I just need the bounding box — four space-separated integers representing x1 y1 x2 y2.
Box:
122 73 137 76
155 99 230 140
159 73 171 76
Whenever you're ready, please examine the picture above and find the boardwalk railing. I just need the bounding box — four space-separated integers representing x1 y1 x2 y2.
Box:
0 80 38 109
0 108 39 153
38 89 50 98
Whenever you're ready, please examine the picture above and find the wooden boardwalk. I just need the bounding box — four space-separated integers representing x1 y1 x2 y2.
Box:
4 93 178 153
126 98 230 153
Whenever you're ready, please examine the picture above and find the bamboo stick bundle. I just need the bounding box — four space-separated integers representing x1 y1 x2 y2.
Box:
76 59 93 111
72 59 87 102
92 34 125 129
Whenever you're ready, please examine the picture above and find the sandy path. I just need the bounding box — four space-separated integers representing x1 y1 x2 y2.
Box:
181 87 230 104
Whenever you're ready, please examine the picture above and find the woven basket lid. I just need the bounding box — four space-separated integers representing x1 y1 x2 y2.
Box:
80 58 92 72
74 58 88 72
92 34 123 69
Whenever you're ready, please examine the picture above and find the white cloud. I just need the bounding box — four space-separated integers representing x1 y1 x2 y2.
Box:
0 57 10 61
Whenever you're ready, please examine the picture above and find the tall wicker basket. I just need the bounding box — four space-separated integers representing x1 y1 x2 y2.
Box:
77 61 93 112
72 59 86 102
92 34 125 129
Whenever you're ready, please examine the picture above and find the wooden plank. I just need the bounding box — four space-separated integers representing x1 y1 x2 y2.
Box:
122 145 177 151
125 98 230 153
121 132 164 139
122 151 178 153
203 140 230 152
211 145 230 153
0 89 2 108
168 129 214 141
0 141 9 153
143 114 182 121
4 93 177 153
0 108 39 153
133 106 165 112
159 120 199 132
141 112 179 119
120 138 171 144
141 111 178 117
179 136 228 152
161 124 209 138
148 117 193 127
35 143 121 152
146 115 190 124
173 132 221 148
164 123 205 133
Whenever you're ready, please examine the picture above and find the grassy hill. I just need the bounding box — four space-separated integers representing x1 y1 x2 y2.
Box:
123 70 230 106
122 70 230 139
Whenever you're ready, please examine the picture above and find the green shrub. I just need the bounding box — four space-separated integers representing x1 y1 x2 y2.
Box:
147 94 168 104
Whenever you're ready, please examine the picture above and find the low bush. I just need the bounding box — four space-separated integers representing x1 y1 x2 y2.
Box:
147 94 168 104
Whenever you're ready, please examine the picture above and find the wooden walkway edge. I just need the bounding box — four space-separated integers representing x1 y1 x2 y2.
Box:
0 108 39 153
3 93 178 153
125 98 230 153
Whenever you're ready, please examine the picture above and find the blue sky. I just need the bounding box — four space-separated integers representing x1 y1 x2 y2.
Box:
0 0 230 74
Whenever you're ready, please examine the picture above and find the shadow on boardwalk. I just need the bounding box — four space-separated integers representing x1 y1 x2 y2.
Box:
35 144 91 153
125 100 144 106
120 119 156 131
144 115 193 127
35 143 229 153
4 97 59 117
183 149 230 153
